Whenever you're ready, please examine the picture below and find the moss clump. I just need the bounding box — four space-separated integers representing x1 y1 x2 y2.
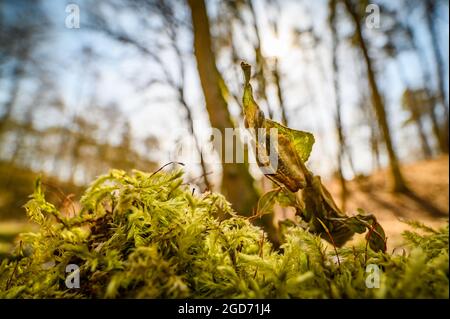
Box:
0 169 448 298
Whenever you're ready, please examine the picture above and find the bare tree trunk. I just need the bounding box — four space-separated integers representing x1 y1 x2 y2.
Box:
371 121 381 171
427 94 447 153
247 0 274 119
9 95 43 166
425 0 449 152
413 111 433 159
329 0 348 210
169 28 212 190
0 63 23 137
396 62 432 159
344 0 407 192
272 59 289 126
404 22 448 154
187 0 259 216
178 95 212 190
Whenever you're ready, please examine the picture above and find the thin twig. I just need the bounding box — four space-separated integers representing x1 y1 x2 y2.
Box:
150 161 185 177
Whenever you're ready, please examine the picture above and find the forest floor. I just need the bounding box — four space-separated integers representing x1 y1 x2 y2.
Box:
325 155 449 250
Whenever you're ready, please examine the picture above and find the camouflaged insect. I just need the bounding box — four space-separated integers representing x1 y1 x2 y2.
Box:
241 62 386 251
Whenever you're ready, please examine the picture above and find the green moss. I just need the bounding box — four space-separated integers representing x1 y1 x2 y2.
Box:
0 169 448 298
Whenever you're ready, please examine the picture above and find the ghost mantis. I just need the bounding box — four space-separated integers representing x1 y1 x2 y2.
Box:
241 62 386 252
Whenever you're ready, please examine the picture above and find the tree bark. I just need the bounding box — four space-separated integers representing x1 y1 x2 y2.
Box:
0 63 23 137
187 0 259 216
404 21 448 154
343 0 407 192
272 59 289 126
425 0 449 152
247 0 273 119
396 66 432 159
329 0 348 210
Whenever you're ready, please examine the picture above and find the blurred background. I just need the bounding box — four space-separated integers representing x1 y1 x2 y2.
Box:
0 0 448 252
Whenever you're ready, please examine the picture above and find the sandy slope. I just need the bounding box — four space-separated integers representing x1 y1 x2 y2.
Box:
324 155 449 249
